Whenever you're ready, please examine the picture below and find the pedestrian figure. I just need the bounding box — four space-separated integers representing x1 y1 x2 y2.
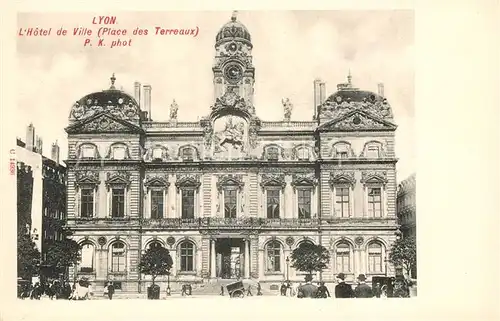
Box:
107 281 115 300
334 273 355 298
280 282 287 296
296 275 318 298
220 285 224 296
316 282 330 298
256 282 262 296
354 274 373 298
181 284 186 296
103 282 109 297
246 285 253 296
380 285 388 298
373 282 382 298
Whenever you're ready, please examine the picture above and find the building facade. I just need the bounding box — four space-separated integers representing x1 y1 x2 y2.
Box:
397 173 416 278
17 125 66 278
65 14 399 292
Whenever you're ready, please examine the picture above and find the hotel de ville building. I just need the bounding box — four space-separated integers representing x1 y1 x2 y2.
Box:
65 14 399 292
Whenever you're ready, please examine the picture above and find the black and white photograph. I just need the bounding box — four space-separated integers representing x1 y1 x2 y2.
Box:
13 10 417 305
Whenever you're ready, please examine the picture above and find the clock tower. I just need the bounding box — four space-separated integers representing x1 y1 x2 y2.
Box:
213 11 255 104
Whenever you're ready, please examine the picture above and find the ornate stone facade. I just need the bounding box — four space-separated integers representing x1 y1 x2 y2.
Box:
65 13 399 293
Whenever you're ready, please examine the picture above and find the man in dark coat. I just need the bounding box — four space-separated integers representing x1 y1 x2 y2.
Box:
373 282 382 298
334 273 354 298
354 274 373 298
296 275 318 298
107 281 115 300
316 282 330 298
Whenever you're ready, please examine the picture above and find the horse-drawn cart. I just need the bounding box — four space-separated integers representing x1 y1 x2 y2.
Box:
226 281 245 298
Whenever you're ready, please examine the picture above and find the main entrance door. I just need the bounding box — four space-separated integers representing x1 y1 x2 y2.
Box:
216 238 244 279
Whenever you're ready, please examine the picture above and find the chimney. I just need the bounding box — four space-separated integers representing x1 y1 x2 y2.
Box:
51 141 60 164
378 83 385 97
26 123 35 152
36 136 43 155
319 82 326 104
143 84 152 121
134 81 141 107
313 79 321 119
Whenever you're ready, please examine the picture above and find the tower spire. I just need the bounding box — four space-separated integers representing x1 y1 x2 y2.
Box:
110 73 116 89
231 10 238 21
347 69 352 85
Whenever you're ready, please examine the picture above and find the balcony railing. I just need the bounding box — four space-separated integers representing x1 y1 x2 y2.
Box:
141 217 321 228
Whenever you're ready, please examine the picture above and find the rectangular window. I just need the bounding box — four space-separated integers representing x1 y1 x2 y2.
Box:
337 151 348 159
111 244 126 272
224 189 237 218
182 148 194 161
113 147 126 160
112 188 125 218
336 247 350 272
267 148 279 161
297 148 309 160
336 187 350 218
366 146 380 158
297 189 311 219
81 188 94 218
368 187 382 217
266 189 280 219
181 189 195 219
150 190 164 219
152 148 163 160
82 146 95 158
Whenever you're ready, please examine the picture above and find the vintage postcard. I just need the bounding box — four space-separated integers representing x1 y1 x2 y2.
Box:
2 3 498 321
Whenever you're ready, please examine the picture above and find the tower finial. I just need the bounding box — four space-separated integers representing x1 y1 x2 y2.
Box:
347 69 352 85
110 73 116 89
231 10 238 21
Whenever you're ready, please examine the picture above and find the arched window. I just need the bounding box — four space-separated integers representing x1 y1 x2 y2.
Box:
80 243 95 272
332 142 350 158
367 242 384 273
148 241 163 250
111 242 126 272
266 241 281 272
335 242 351 273
180 242 194 272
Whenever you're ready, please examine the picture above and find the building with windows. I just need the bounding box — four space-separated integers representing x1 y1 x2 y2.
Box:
17 124 66 278
65 13 399 292
397 173 416 277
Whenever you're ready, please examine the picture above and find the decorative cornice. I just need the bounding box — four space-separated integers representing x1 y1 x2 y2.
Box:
329 171 356 187
175 174 201 191
105 171 131 188
360 170 388 185
216 174 245 191
144 174 170 190
75 170 100 188
260 173 286 190
291 173 318 188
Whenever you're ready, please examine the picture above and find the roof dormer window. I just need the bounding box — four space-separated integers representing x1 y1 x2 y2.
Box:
152 148 163 160
81 145 97 159
267 147 279 161
366 145 380 158
112 146 126 160
182 148 194 162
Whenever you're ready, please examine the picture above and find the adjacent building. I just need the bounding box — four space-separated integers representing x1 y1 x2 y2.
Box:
396 173 416 278
17 124 67 278
65 13 400 292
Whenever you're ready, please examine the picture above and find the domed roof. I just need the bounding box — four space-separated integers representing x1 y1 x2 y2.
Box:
325 74 385 105
69 74 141 122
215 11 252 48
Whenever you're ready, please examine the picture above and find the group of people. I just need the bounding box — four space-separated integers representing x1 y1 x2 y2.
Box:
18 279 117 300
282 273 412 299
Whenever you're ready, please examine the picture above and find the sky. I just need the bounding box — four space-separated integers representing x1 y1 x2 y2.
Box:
16 10 414 180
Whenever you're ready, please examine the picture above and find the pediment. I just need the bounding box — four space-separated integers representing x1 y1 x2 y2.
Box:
318 110 396 132
65 112 144 134
144 175 170 189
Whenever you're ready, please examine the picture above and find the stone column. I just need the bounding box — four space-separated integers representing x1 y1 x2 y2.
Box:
244 239 250 278
210 239 217 278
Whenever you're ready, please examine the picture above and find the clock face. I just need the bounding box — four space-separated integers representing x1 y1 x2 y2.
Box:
228 42 238 53
224 64 243 82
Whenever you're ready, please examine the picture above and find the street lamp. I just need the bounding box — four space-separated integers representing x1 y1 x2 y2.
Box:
166 271 171 296
285 256 290 282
